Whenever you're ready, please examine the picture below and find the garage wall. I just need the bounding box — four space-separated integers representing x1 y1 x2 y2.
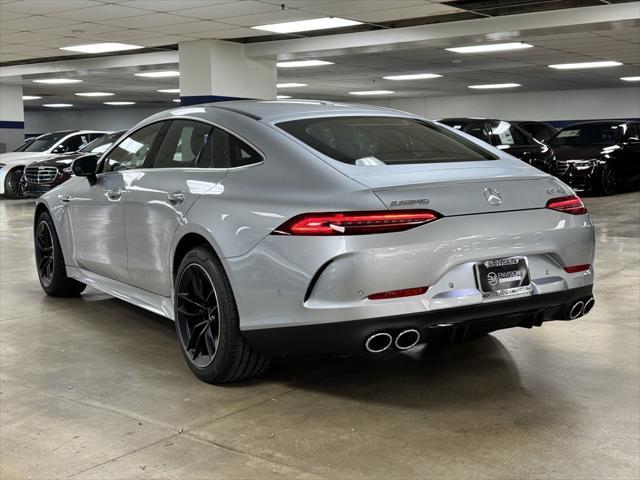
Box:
24 106 166 135
359 87 640 122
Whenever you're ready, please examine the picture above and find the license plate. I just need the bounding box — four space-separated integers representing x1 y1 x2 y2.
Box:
475 257 532 298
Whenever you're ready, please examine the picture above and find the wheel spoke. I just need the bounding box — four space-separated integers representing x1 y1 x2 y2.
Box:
177 292 207 312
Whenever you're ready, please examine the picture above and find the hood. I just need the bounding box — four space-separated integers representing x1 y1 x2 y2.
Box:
550 145 607 161
28 153 82 168
0 151 49 165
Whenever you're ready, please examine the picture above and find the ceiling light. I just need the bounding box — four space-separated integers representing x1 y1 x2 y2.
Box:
468 83 521 89
158 88 180 93
104 101 135 105
134 70 180 78
549 61 622 70
22 95 42 100
277 60 334 68
621 76 640 81
383 73 442 81
349 90 395 95
276 95 292 99
75 92 114 97
60 43 143 54
252 17 361 34
277 83 307 88
43 104 73 108
446 42 533 54
32 78 82 84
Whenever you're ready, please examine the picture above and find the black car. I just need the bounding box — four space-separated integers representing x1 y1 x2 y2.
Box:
547 121 640 195
22 130 126 197
510 121 557 143
438 118 555 171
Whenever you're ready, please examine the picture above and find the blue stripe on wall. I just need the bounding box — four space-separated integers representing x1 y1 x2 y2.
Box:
0 120 25 129
179 95 251 106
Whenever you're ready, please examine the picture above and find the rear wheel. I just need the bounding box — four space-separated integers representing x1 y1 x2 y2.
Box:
4 167 25 198
35 211 86 297
596 163 618 195
174 246 270 384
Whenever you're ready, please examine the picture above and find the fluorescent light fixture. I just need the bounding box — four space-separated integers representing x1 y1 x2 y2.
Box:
446 42 533 54
22 95 42 100
349 90 395 95
277 60 334 68
158 88 180 93
277 83 307 88
252 17 361 34
172 99 181 103
60 42 143 54
276 95 292 99
383 73 442 81
32 78 82 84
621 76 640 81
134 70 180 78
75 92 114 97
43 104 73 108
104 101 135 105
468 83 522 89
549 61 622 70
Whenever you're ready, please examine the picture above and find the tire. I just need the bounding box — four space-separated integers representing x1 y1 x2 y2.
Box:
174 246 270 384
595 163 618 195
4 167 25 198
34 211 86 297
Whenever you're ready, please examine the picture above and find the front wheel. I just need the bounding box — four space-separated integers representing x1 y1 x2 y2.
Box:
174 246 270 384
596 163 618 195
4 167 25 198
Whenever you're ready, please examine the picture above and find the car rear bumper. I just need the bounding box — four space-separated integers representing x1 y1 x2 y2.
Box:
242 285 594 354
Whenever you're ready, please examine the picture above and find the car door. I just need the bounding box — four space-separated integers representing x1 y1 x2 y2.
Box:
618 123 640 178
488 120 536 163
68 122 164 284
123 119 226 297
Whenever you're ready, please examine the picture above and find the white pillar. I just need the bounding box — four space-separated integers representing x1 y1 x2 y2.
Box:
179 40 276 105
0 84 24 152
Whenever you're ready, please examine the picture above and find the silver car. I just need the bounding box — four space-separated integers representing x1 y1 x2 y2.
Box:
34 101 595 384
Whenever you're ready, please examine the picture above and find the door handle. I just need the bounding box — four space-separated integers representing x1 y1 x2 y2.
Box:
167 192 185 205
106 189 122 201
58 194 72 203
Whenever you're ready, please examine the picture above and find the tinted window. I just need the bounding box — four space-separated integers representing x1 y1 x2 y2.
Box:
58 133 92 153
521 123 555 143
278 116 496 165
465 122 491 143
197 127 262 168
153 120 212 169
623 124 639 141
550 123 622 147
103 123 163 172
489 121 529 146
22 131 70 152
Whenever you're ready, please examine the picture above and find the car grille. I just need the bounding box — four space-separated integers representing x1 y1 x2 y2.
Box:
24 166 58 184
552 161 570 176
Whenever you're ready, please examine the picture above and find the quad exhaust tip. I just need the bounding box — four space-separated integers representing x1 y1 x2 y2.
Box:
569 300 585 320
395 329 420 350
583 297 595 315
365 332 393 353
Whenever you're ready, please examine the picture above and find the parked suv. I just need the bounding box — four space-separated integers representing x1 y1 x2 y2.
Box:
0 130 107 198
23 130 125 197
438 118 555 171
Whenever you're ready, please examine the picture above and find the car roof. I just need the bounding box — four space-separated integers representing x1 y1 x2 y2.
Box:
559 120 638 127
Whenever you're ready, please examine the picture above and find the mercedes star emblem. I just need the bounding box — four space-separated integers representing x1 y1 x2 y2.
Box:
484 187 502 206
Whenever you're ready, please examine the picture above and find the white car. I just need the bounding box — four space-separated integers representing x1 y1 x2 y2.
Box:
0 130 107 198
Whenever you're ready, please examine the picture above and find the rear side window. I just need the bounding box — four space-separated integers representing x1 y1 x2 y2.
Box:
277 116 497 165
489 121 529 146
197 127 262 168
153 120 212 169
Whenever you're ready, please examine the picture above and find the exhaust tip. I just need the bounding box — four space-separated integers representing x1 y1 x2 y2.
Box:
395 329 420 350
365 332 393 354
583 297 595 315
569 300 585 320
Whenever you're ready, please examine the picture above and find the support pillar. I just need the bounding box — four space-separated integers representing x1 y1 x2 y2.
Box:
178 40 276 106
0 84 24 152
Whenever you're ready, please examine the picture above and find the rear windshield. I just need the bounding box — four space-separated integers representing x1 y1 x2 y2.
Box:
549 123 622 147
277 116 497 165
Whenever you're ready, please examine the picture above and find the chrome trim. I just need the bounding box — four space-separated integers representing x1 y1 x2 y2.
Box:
365 332 393 353
394 329 420 350
569 300 585 319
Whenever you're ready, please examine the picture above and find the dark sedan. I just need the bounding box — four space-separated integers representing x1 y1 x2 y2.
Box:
547 121 640 195
22 130 126 197
438 118 555 171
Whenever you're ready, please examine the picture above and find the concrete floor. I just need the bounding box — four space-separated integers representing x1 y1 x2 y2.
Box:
1 192 639 480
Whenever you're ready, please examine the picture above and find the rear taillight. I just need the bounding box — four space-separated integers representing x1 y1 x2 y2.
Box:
546 195 587 215
368 286 428 300
272 210 441 236
564 264 591 273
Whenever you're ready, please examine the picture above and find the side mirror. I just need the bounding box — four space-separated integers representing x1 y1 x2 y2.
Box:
71 154 99 185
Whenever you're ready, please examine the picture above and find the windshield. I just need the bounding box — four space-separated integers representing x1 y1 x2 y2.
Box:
80 131 124 154
549 124 622 147
22 131 70 152
13 138 35 152
277 116 497 165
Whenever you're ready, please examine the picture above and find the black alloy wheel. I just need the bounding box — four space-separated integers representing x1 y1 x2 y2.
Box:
35 220 55 287
4 168 25 198
599 163 618 195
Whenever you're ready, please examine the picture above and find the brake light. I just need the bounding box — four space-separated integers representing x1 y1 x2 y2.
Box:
368 286 428 300
273 210 441 236
546 195 587 215
564 264 591 273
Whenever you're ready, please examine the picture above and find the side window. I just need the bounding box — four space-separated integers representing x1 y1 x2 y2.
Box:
464 122 492 143
489 120 529 146
153 120 212 169
60 134 90 152
198 127 261 169
103 122 163 172
624 124 639 141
